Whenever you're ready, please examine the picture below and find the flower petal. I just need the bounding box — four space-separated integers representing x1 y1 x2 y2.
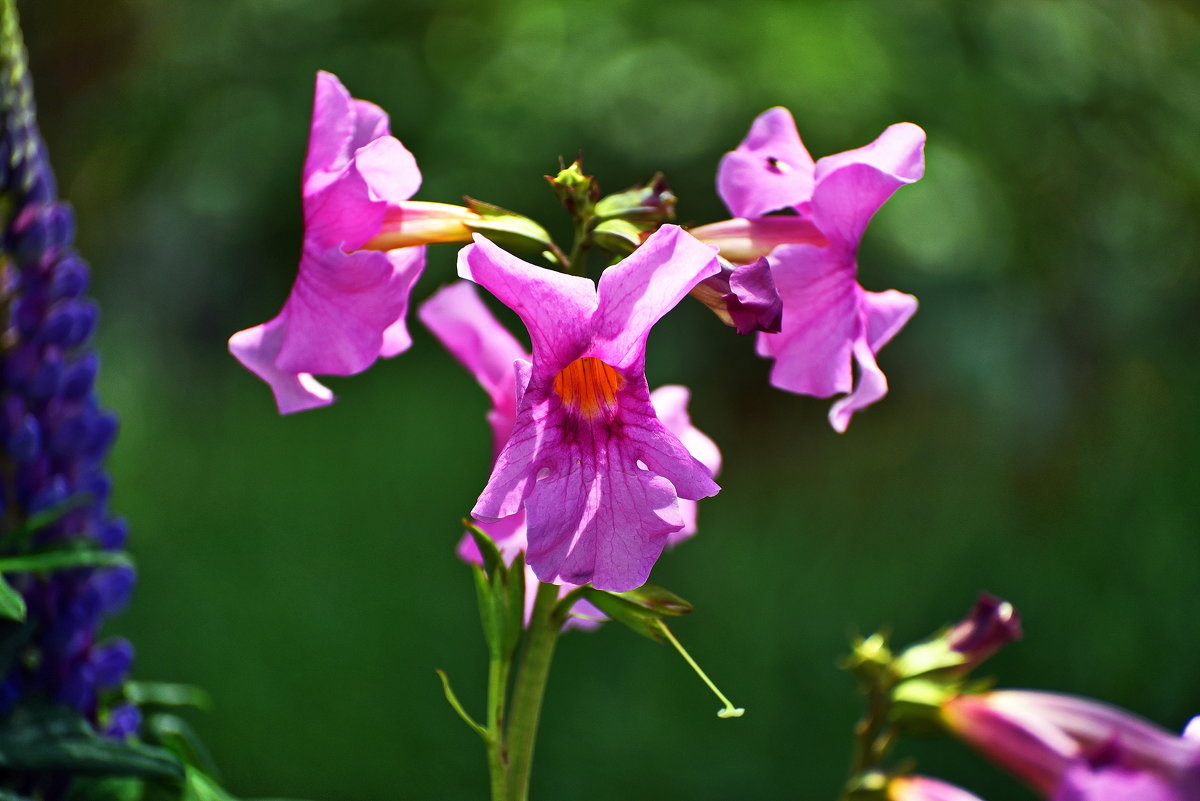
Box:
717 107 816 217
810 123 926 247
458 235 597 371
756 244 858 397
275 245 424 375
419 281 527 403
727 256 784 335
593 225 720 369
651 385 721 544
228 317 334 414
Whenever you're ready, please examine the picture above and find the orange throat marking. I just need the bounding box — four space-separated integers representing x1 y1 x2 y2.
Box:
553 357 624 419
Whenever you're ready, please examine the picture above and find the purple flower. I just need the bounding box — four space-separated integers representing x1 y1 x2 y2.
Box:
944 691 1200 799
420 282 721 619
0 7 134 735
230 71 475 414
715 107 925 431
944 592 1023 670
456 226 722 591
888 776 988 801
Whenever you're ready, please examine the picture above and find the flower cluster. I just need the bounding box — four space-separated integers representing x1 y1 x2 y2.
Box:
0 7 136 736
230 72 924 593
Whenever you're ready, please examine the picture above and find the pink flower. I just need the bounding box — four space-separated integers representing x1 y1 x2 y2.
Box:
229 71 471 413
715 107 925 431
420 281 721 623
943 691 1200 800
455 225 722 592
888 776 988 801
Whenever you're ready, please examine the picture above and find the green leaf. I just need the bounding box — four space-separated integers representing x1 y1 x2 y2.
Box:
472 565 503 658
610 584 693 617
123 682 211 711
7 492 95 544
0 574 26 621
65 777 145 801
141 713 219 777
434 669 488 742
0 705 183 780
0 549 133 574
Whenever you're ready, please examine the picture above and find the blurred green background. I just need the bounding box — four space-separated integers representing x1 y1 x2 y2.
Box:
17 0 1200 799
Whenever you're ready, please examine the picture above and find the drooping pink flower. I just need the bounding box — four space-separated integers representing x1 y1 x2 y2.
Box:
419 281 721 623
715 107 925 431
456 225 722 592
888 776 988 801
944 691 1200 800
229 71 472 414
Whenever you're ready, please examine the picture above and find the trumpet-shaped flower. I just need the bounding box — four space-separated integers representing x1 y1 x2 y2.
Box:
420 281 720 622
229 71 434 413
944 691 1200 800
717 107 925 431
456 225 722 591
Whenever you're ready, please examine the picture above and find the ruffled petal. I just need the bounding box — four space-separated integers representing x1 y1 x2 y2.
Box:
303 72 360 183
593 225 720 369
419 281 527 401
757 244 858 397
717 107 816 217
458 235 597 372
863 288 918 352
810 123 926 247
828 336 888 433
727 256 784 334
650 385 720 544
274 244 424 376
522 425 684 591
228 316 334 414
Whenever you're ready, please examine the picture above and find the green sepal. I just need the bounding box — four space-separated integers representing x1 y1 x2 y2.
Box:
582 584 693 642
545 159 598 221
0 705 183 780
0 574 26 621
593 173 675 222
590 219 646 256
123 682 211 712
888 677 958 732
465 522 504 579
472 564 504 659
842 632 895 690
891 637 969 680
463 198 558 258
0 548 133 575
503 550 526 654
434 669 488 742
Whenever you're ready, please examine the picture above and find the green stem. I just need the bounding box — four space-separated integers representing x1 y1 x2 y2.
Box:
503 582 561 801
485 652 510 801
565 218 590 276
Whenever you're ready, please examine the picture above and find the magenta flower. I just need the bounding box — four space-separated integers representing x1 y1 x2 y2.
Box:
229 71 448 414
420 281 721 624
455 225 722 592
715 107 925 431
888 776 988 801
944 691 1200 800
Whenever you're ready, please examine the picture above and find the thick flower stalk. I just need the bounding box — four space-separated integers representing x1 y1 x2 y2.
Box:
943 691 1200 800
457 225 722 592
229 71 477 414
704 107 925 431
0 0 136 736
419 281 721 623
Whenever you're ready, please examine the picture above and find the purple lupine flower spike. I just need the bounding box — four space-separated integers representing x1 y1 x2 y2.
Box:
0 1 135 730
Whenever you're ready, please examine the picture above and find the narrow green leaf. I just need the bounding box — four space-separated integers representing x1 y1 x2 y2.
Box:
0 706 183 779
182 765 237 801
472 565 503 658
8 492 94 544
123 682 211 711
0 575 26 621
0 549 132 574
434 669 489 742
141 712 219 777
